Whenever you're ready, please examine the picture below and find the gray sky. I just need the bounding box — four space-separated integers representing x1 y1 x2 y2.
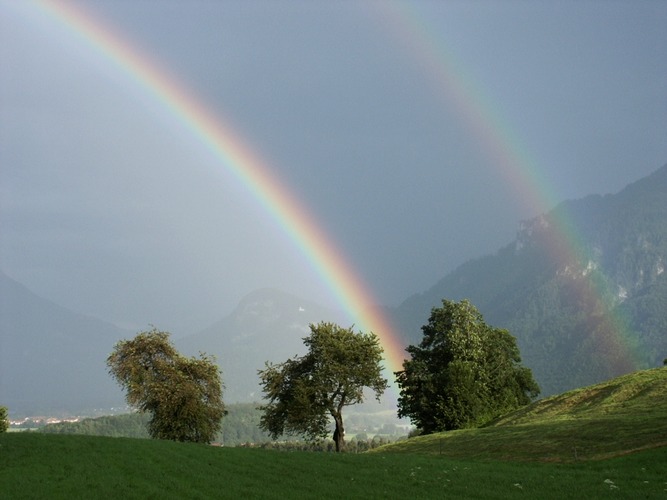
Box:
1 0 666 333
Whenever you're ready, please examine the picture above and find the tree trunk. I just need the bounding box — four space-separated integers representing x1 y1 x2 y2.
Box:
332 413 345 452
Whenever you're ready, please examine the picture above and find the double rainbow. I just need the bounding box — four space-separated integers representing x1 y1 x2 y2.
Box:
27 1 641 395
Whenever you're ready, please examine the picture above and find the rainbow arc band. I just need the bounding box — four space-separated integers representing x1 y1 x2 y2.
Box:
34 0 410 394
33 1 641 391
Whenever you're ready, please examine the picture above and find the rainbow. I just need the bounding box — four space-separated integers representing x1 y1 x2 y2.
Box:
25 0 642 399
377 1 643 372
28 0 409 390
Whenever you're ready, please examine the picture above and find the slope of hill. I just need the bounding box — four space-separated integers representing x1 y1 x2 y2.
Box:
0 271 128 415
392 164 667 396
376 367 667 462
491 366 667 428
177 288 349 402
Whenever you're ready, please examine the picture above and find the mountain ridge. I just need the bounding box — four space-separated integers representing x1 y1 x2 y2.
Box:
391 164 667 396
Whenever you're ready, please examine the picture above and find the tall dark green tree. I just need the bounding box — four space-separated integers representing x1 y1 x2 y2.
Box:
258 322 388 452
107 328 226 443
396 299 539 433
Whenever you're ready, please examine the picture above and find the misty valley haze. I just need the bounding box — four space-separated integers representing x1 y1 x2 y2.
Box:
2 166 666 415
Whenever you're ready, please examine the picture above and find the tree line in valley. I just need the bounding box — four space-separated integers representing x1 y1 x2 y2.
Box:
36 404 403 450
90 298 539 452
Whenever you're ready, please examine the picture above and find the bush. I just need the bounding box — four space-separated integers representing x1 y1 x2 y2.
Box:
0 407 9 433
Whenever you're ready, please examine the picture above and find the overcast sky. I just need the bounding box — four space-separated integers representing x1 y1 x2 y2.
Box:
2 0 666 333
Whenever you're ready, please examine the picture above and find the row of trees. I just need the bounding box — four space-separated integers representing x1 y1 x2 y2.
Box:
105 300 540 451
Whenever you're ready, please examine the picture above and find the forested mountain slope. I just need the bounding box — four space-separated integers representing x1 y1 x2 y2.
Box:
392 165 667 396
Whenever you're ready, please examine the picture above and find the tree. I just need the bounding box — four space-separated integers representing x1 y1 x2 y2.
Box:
0 406 8 433
258 322 388 452
396 299 539 434
107 328 226 443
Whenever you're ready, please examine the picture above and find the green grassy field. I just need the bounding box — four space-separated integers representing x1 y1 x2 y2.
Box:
376 367 667 462
1 433 665 499
1 368 666 499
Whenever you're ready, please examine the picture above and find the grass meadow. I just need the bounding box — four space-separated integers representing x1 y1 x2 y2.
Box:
2 368 666 498
377 367 667 460
1 432 666 499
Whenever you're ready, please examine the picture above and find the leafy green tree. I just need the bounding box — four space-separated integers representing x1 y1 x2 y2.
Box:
258 322 388 452
0 406 8 433
396 299 539 433
107 328 226 443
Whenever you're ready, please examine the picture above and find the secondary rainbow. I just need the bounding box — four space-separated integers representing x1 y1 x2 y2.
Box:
32 0 409 385
377 1 642 371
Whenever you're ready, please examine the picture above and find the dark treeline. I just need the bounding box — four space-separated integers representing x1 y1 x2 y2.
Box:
38 404 406 448
39 413 150 439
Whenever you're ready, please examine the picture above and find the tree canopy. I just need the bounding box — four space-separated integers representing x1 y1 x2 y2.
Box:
396 299 539 433
258 322 388 452
107 328 226 443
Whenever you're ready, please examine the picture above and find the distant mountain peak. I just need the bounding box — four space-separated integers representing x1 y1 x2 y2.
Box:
178 288 347 402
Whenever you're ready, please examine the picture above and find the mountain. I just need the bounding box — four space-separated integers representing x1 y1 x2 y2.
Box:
0 271 128 415
391 164 667 396
3 166 665 413
177 288 349 402
0 275 348 413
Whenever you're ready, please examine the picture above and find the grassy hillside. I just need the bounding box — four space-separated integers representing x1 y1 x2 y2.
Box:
375 367 667 461
2 369 666 498
1 433 666 499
